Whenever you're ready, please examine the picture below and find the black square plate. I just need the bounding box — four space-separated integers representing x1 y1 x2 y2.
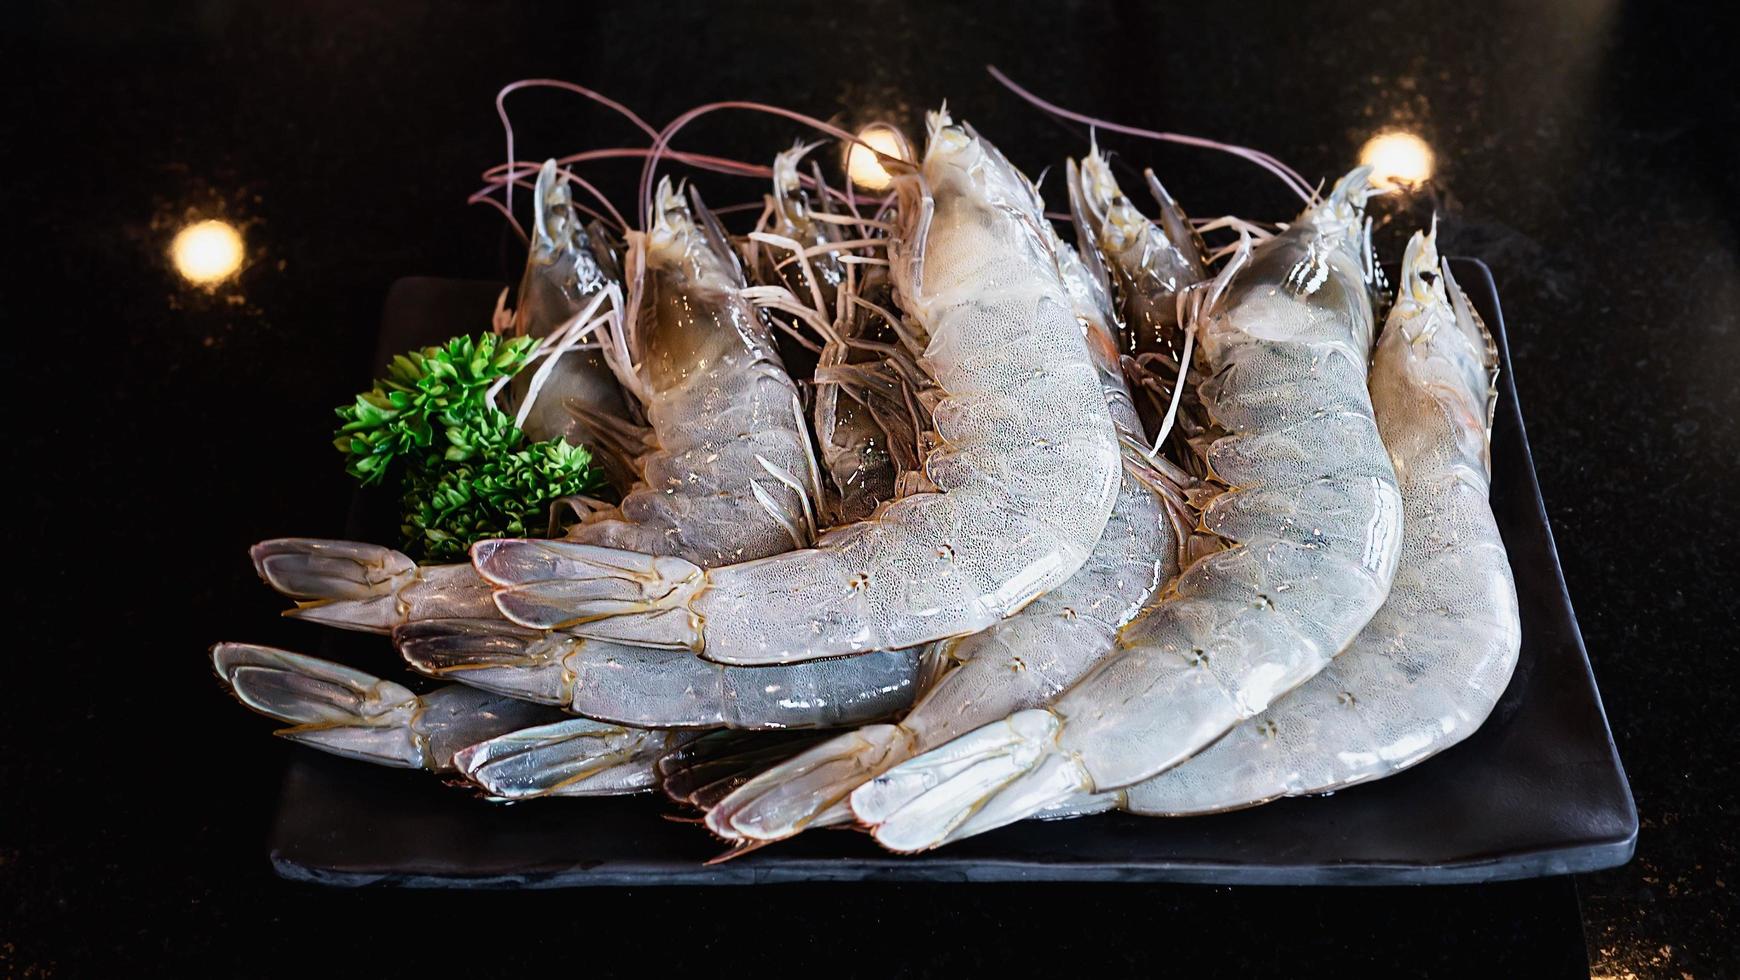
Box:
269 258 1637 886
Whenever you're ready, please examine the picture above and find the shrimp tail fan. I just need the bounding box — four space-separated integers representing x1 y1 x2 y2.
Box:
849 709 1089 853
656 729 837 812
472 539 705 649
252 538 496 633
211 643 429 768
705 724 911 843
394 618 575 705
453 717 667 800
251 538 417 633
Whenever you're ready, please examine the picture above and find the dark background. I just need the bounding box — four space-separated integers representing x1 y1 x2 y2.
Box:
5 1 1736 975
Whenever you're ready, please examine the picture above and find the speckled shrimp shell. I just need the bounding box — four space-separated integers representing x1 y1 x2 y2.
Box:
476 112 1125 669
850 168 1405 852
1112 222 1519 816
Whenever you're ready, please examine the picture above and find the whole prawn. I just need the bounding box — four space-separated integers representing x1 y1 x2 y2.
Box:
703 204 1199 844
1115 224 1520 815
478 112 1125 668
852 167 1404 851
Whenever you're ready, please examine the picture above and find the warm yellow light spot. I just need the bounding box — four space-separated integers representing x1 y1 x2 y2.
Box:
846 125 905 191
1359 131 1435 189
172 219 245 284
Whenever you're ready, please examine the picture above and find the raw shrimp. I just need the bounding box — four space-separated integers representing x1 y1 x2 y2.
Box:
1065 149 1209 461
852 168 1404 851
565 176 820 564
500 159 632 459
740 144 918 525
810 263 938 524
478 112 1125 667
1116 224 1519 815
704 226 1195 844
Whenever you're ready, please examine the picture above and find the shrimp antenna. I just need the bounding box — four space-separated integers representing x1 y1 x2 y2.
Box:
495 79 661 218
638 101 913 232
985 65 1314 203
470 148 798 239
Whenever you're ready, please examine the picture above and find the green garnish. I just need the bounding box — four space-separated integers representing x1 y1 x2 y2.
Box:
333 332 608 560
334 333 539 485
402 421 603 561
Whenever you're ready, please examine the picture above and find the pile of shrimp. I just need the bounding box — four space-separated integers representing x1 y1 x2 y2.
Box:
214 69 1519 856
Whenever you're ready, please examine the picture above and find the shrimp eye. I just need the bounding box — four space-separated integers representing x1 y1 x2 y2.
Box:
1337 691 1358 707
847 572 871 592
1257 720 1280 739
936 543 956 561
1187 648 1208 668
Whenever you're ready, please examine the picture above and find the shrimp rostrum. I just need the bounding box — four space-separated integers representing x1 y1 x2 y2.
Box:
852 168 1405 851
478 111 1125 667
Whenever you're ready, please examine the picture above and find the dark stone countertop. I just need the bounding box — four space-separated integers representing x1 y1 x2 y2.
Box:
5 1 1734 975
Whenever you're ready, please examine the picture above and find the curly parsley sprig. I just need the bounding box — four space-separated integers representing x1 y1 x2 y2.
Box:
403 427 602 561
332 331 607 560
334 333 539 485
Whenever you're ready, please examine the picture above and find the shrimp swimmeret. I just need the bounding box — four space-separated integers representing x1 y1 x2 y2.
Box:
478 112 1126 667
851 168 1405 851
1110 224 1520 816
703 218 1198 845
